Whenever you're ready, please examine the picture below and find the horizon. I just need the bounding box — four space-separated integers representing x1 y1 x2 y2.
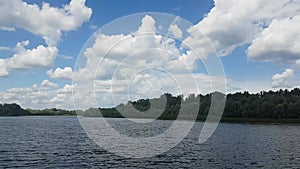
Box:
4 87 299 111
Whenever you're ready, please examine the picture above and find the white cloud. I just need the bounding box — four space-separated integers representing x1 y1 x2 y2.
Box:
74 15 211 82
5 80 59 96
0 70 267 110
168 24 182 39
41 79 59 89
247 16 300 64
7 41 58 69
47 67 73 80
184 0 300 57
166 50 198 71
0 40 58 77
272 69 296 88
0 0 92 46
59 54 74 60
181 0 300 90
1 1 299 110
50 94 67 103
0 26 15 31
227 79 272 94
137 15 156 33
50 85 74 109
72 72 229 109
0 0 92 78
0 80 76 109
57 84 74 94
74 15 185 81
0 59 9 77
70 15 228 109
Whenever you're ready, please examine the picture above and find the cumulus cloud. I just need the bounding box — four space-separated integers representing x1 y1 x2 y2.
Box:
50 94 68 104
71 15 227 109
272 69 296 88
184 0 300 57
47 67 73 80
49 84 75 108
74 15 186 81
41 79 59 89
57 84 74 94
74 15 211 82
247 16 300 65
0 81 76 109
0 0 92 78
0 0 92 46
168 24 182 39
0 40 58 77
5 80 61 105
7 41 58 69
0 59 9 77
181 0 300 90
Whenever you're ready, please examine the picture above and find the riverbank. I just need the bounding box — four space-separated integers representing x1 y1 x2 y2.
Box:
219 117 300 124
2 114 300 125
160 115 300 125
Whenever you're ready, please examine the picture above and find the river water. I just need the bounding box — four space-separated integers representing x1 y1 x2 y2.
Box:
0 116 299 168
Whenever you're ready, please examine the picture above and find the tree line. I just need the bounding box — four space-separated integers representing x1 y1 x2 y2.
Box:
0 105 76 116
1 88 300 120
82 88 300 120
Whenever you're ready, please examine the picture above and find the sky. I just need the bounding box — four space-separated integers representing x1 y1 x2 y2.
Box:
0 0 299 109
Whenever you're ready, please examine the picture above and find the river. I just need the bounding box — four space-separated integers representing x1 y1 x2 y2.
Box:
0 116 299 168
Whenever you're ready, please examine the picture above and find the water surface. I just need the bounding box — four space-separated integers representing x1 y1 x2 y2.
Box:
0 116 299 168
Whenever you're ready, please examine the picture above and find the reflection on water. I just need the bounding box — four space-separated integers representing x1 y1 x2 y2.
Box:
0 116 299 168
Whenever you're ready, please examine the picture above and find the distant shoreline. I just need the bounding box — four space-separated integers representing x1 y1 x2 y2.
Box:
219 117 300 125
2 115 300 125
1 88 300 125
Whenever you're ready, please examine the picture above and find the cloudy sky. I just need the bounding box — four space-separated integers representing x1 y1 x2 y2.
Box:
0 0 299 109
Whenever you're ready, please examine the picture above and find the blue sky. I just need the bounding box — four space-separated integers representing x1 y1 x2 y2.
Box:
0 0 299 109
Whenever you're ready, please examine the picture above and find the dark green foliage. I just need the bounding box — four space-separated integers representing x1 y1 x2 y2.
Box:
131 99 151 112
223 88 300 119
0 104 76 116
26 108 76 116
94 88 300 120
0 103 30 116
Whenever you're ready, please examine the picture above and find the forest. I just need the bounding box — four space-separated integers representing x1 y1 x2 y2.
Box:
0 103 30 116
0 105 75 116
1 88 300 123
78 88 300 121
